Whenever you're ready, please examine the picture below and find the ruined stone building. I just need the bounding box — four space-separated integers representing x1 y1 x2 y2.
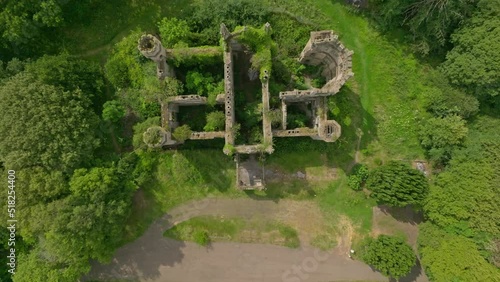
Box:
138 24 353 190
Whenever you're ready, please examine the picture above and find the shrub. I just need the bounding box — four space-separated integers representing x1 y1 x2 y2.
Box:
193 230 210 246
173 125 192 143
102 100 125 122
366 161 428 207
360 235 416 279
158 17 191 48
204 111 225 131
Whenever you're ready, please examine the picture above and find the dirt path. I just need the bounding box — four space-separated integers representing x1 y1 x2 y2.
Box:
85 198 393 282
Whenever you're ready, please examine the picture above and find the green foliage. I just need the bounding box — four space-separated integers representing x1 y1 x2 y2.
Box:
419 115 468 163
370 0 477 55
172 125 192 142
164 216 300 248
423 70 479 119
25 53 104 99
188 0 269 44
15 168 69 241
0 0 69 54
366 161 428 207
185 70 223 97
268 109 283 128
441 0 500 97
424 157 499 239
47 167 134 260
234 25 276 79
347 164 369 191
0 73 98 172
167 46 223 67
193 230 211 246
359 235 416 279
158 17 191 48
14 166 134 282
142 126 165 147
105 29 145 89
132 117 161 149
419 223 499 282
14 248 89 282
204 111 225 131
102 100 126 122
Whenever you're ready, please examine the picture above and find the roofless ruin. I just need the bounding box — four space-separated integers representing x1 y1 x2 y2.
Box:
138 23 353 190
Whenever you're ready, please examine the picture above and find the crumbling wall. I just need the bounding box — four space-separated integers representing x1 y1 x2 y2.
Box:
298 30 353 94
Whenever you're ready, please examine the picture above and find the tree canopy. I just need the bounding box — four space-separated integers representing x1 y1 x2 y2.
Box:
158 17 191 48
0 73 99 172
173 125 193 143
366 161 429 207
102 100 126 122
204 111 225 131
441 0 500 97
419 223 499 282
360 235 416 279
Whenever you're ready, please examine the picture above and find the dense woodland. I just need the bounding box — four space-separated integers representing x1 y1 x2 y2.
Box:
0 0 499 281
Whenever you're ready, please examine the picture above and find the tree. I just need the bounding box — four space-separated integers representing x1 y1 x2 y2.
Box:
419 115 468 163
423 70 479 119
44 167 134 263
360 235 416 279
419 226 499 282
0 0 65 49
143 126 165 147
366 161 429 207
132 117 161 149
13 248 89 282
424 161 499 238
0 73 99 172
189 0 269 44
102 100 126 122
441 0 500 97
173 125 192 142
370 0 478 55
105 29 145 89
15 168 69 241
158 17 191 48
143 76 184 102
25 53 104 99
204 111 225 131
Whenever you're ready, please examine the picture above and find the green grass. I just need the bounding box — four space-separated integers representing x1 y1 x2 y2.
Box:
164 215 300 248
64 0 193 61
318 172 376 235
123 149 243 242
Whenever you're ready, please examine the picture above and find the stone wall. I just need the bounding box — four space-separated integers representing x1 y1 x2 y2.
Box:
298 30 353 94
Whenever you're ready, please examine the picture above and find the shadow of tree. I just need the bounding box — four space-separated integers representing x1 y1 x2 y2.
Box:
378 205 424 225
85 213 186 281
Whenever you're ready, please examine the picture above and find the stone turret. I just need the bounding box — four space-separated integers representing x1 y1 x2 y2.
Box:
138 34 171 79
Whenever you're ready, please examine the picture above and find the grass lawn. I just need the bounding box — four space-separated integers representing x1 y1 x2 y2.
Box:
164 215 300 248
123 149 244 242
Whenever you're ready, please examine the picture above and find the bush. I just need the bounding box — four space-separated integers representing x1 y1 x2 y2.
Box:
360 235 416 279
102 100 125 122
348 164 368 191
193 230 210 246
204 111 225 131
173 125 192 142
158 17 191 48
132 117 161 149
366 161 428 207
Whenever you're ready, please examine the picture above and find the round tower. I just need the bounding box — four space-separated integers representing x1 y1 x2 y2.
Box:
138 34 166 63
